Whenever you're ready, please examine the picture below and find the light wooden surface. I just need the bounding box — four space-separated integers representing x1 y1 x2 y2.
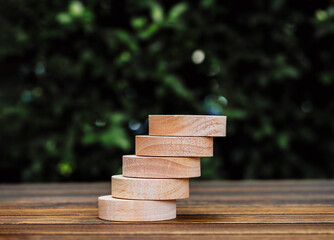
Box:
135 135 213 157
1 181 334 239
122 155 201 178
149 115 227 137
98 195 176 221
111 175 189 200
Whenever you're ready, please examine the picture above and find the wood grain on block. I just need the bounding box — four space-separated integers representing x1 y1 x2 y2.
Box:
149 115 227 137
135 135 213 157
98 195 176 221
111 175 189 200
122 155 201 178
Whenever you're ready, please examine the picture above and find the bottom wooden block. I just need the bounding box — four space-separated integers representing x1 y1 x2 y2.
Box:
98 195 176 221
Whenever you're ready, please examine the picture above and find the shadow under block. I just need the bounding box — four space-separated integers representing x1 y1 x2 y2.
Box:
135 136 213 157
111 175 189 200
122 155 201 178
98 195 176 221
149 115 227 137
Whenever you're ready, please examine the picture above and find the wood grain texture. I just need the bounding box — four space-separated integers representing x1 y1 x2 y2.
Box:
135 135 213 157
111 175 189 200
149 115 227 137
1 181 334 239
1 235 333 240
122 155 201 178
98 195 176 221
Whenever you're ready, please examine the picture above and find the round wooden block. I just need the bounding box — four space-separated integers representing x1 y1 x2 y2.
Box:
123 155 201 178
98 195 176 221
149 115 227 137
111 175 189 200
135 135 213 157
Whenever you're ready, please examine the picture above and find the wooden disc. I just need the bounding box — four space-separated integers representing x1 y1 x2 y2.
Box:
98 195 176 221
111 175 189 200
122 155 200 178
135 135 213 157
149 115 226 137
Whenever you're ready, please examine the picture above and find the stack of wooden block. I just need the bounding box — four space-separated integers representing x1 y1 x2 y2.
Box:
98 115 227 221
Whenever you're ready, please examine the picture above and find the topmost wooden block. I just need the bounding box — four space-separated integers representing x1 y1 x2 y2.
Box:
149 115 226 137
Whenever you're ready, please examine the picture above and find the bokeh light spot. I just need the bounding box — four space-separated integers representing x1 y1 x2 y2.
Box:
95 119 107 127
218 96 228 106
35 63 45 75
128 119 141 131
192 50 205 64
69 1 85 17
21 90 33 103
315 10 327 21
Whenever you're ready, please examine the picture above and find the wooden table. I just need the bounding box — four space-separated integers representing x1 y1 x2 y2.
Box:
0 181 333 239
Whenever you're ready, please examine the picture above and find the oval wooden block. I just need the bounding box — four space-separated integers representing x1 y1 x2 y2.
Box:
149 115 227 137
98 195 176 221
122 155 201 178
135 135 213 157
111 175 189 200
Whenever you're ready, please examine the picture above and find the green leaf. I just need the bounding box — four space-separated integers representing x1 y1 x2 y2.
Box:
139 23 160 39
131 17 147 29
115 30 139 52
163 75 193 100
58 162 73 176
277 133 290 150
81 113 130 151
69 1 85 17
56 12 72 24
168 3 188 21
100 126 130 150
151 3 164 23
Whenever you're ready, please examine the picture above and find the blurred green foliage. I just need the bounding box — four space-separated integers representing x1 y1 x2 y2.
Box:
0 0 334 182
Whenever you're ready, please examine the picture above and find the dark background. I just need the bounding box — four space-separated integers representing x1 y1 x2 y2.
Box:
0 0 333 182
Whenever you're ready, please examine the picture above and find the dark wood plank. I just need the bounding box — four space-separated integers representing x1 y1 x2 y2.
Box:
0 234 333 240
1 206 334 214
1 223 334 234
1 214 334 224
